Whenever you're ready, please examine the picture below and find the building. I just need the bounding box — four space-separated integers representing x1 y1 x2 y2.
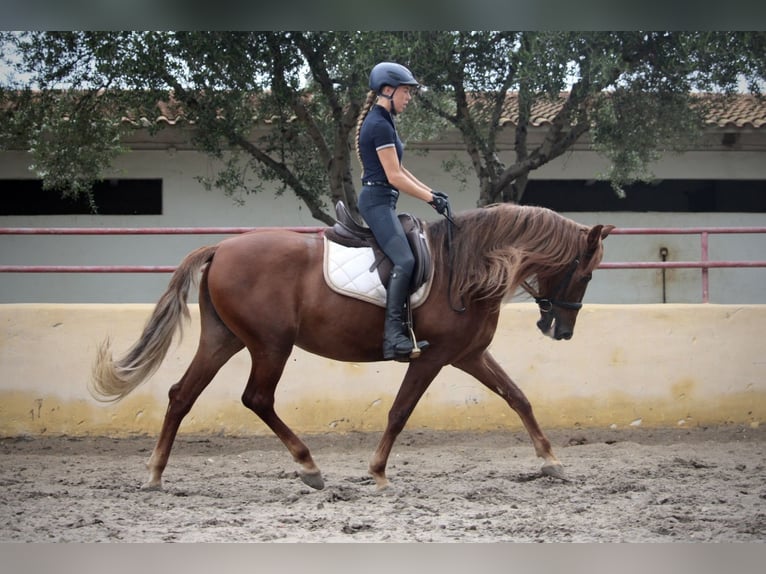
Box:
1 94 765 304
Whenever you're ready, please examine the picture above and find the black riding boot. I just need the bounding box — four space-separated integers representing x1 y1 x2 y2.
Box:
383 267 427 361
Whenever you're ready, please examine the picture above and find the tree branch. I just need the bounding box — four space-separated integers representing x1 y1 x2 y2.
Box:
228 131 334 225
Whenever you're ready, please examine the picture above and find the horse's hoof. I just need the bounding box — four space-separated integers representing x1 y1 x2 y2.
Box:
375 483 397 496
299 470 325 490
140 480 163 492
370 476 393 493
541 462 567 481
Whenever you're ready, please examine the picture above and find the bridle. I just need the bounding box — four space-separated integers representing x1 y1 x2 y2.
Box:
444 216 590 316
524 257 584 314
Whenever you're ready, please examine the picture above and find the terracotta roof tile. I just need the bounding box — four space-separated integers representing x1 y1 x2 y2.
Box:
119 95 292 127
701 94 766 128
13 90 761 130
493 93 766 129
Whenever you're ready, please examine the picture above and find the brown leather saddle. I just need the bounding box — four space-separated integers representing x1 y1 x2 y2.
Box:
324 201 432 294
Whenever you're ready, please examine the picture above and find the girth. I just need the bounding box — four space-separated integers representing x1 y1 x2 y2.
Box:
324 201 432 294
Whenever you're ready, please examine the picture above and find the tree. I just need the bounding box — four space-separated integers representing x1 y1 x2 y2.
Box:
1 31 398 224
2 31 764 220
408 31 766 204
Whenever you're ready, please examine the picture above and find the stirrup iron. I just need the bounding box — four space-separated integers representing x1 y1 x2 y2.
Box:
404 299 429 360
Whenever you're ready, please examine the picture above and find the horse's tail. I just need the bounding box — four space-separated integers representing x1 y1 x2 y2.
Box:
89 245 219 403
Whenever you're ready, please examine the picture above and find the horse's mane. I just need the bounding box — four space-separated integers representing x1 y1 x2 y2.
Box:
428 203 591 303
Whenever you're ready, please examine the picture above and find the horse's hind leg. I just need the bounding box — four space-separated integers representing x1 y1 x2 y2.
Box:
240 350 325 490
143 337 243 490
143 286 244 490
454 350 565 479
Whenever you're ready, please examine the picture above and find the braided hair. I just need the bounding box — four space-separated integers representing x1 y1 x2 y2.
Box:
355 90 377 169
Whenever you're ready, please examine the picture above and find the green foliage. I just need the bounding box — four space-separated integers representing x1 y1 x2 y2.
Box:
1 31 764 219
408 31 765 205
590 89 705 197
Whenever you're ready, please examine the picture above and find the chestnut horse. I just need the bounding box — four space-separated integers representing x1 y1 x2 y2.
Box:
90 203 613 491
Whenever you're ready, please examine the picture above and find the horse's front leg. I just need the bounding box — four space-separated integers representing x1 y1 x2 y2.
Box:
368 361 442 490
454 350 565 479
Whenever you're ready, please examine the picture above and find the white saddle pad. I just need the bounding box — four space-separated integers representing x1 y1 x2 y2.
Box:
322 235 432 308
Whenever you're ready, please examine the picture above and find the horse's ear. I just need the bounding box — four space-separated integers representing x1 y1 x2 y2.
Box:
585 224 615 258
586 225 603 249
600 224 616 239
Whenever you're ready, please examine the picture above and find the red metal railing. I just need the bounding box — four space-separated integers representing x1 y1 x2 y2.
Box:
605 227 766 302
2 225 765 302
0 227 323 274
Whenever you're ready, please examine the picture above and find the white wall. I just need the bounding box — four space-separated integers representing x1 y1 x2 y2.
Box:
1 303 763 436
1 146 765 304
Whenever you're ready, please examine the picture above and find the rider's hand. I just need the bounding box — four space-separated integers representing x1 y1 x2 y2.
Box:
429 191 450 216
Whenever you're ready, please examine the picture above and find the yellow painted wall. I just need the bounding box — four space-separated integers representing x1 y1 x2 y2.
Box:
0 303 763 437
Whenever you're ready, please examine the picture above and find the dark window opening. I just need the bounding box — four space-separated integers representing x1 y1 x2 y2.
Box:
1 179 163 215
521 179 766 212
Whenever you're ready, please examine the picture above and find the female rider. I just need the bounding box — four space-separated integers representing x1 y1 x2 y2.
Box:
355 61 450 361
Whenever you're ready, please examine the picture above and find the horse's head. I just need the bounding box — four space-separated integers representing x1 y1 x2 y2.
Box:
534 224 614 340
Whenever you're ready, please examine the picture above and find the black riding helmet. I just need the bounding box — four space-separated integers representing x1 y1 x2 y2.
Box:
369 63 419 114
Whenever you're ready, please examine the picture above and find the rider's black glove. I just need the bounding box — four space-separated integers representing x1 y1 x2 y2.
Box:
429 191 450 216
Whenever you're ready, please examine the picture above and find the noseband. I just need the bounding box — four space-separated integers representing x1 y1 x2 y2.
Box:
528 258 583 313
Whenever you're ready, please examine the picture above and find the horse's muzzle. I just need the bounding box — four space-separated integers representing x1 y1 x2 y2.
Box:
537 314 573 340
555 328 573 341
537 315 553 336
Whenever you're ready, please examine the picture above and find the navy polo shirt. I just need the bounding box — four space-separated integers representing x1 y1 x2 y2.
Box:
358 104 403 185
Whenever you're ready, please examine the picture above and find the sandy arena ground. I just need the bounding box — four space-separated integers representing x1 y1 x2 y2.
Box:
1 425 764 542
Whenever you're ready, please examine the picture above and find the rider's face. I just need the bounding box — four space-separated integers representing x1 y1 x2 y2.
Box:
393 86 415 114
